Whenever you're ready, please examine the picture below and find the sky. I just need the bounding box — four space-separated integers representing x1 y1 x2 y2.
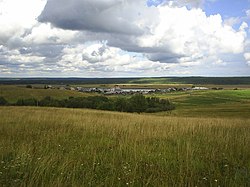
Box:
0 0 250 77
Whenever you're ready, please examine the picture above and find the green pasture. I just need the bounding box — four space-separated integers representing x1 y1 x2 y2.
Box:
0 85 250 118
154 90 250 118
0 85 93 103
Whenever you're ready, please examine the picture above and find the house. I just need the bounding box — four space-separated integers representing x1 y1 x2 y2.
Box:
110 85 122 93
192 87 209 90
59 87 66 90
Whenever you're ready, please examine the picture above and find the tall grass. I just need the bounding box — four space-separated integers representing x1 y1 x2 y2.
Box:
0 107 250 186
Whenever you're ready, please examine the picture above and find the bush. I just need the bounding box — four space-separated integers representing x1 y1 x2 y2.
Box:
114 97 130 112
145 107 163 113
0 97 8 106
40 96 60 107
97 101 114 111
26 85 33 89
129 94 148 113
16 98 38 106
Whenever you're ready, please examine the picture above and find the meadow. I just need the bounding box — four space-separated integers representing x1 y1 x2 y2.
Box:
1 85 250 118
0 85 93 103
0 107 250 186
0 83 250 186
155 89 250 118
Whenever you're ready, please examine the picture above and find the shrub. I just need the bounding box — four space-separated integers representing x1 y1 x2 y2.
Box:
129 94 148 113
145 107 163 113
16 98 38 106
26 85 33 89
40 96 60 107
0 97 8 106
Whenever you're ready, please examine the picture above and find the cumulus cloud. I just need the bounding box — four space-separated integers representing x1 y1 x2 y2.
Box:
0 0 46 45
0 0 249 76
140 7 247 63
38 0 248 67
58 43 171 75
39 0 158 35
22 23 78 45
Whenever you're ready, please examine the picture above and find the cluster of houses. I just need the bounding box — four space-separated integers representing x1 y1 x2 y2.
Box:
50 85 211 95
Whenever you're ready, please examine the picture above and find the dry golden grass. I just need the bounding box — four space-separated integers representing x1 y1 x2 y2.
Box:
0 106 250 186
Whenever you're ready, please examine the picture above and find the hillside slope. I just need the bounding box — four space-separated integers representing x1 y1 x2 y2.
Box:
0 107 249 186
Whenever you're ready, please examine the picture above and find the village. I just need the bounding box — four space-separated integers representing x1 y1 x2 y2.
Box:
40 85 212 95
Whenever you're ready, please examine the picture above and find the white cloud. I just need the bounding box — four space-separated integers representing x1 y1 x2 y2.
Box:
246 9 250 18
0 0 46 45
39 1 248 67
39 0 158 35
224 17 241 27
166 0 204 8
0 45 45 64
139 6 247 64
58 43 171 75
244 53 250 66
7 53 45 64
0 0 249 77
23 23 78 45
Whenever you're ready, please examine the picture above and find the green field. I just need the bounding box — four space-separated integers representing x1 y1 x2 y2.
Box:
0 85 94 103
1 85 249 118
127 77 250 85
153 90 250 118
0 107 250 186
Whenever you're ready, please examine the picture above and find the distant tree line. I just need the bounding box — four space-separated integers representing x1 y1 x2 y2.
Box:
0 95 175 113
1 77 250 85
